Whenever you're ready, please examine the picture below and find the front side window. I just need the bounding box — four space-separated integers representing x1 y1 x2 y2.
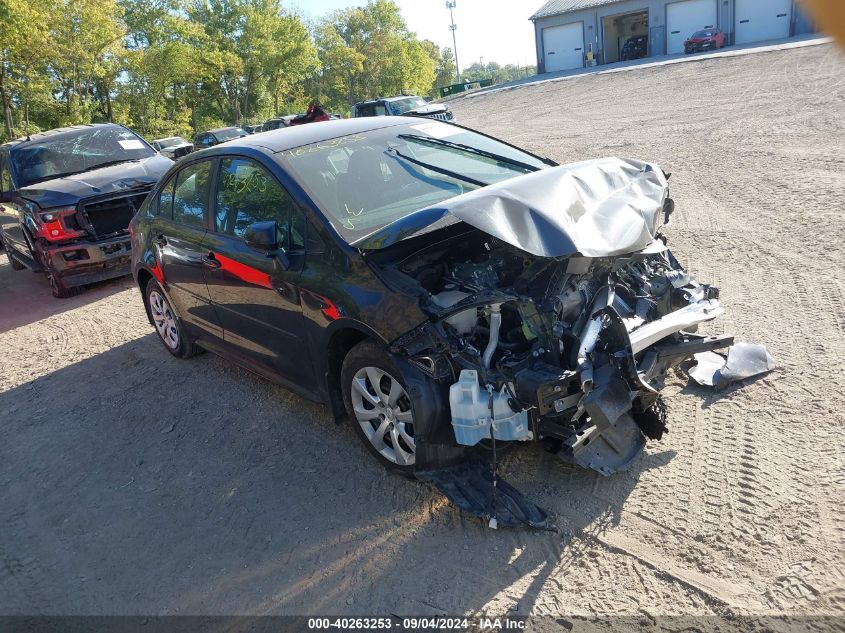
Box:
172 161 211 228
215 158 303 249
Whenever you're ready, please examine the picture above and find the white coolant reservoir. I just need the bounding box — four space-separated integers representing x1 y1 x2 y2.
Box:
449 370 532 446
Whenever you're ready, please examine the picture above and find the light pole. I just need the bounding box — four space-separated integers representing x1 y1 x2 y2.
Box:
446 1 460 82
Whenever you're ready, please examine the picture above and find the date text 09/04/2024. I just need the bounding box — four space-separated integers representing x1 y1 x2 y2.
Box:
307 618 526 630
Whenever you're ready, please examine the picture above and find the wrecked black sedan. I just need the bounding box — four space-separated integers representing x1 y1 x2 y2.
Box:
130 117 730 527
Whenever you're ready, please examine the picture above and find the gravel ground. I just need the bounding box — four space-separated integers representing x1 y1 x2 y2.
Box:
1 43 843 622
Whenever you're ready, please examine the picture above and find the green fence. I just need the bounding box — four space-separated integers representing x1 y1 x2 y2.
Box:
438 78 494 98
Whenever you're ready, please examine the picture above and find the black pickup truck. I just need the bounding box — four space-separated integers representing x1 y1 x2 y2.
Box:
0 124 172 297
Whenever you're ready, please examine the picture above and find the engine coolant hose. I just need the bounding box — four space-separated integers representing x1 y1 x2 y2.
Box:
483 303 503 369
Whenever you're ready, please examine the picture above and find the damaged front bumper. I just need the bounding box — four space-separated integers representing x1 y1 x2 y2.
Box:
42 233 133 287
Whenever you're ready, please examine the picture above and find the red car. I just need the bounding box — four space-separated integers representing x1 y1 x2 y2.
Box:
684 28 727 54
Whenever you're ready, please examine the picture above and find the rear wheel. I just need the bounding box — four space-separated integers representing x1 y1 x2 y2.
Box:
341 341 417 475
145 278 198 358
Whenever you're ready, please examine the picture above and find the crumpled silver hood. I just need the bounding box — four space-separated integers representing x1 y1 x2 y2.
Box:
440 157 669 257
356 157 669 258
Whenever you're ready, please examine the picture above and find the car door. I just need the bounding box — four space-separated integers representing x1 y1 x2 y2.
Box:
152 158 223 340
201 156 311 385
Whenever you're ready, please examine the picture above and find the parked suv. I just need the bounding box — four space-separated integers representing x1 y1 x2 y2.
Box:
0 124 172 297
352 95 454 122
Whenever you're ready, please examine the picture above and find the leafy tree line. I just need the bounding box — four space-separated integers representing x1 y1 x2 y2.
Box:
459 60 536 86
0 0 468 142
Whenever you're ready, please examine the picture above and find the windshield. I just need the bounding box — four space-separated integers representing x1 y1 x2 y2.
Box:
11 126 154 187
387 97 428 115
281 120 548 244
692 30 713 38
215 128 248 141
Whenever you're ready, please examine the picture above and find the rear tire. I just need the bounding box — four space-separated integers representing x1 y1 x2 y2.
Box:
341 341 417 476
144 278 198 359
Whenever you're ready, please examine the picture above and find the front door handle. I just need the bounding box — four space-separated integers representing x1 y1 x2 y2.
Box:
201 251 222 269
154 233 167 247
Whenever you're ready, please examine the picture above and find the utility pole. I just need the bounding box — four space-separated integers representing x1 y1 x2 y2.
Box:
446 1 460 82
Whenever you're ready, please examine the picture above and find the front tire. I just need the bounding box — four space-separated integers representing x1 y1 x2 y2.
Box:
3 238 25 271
145 278 198 358
341 341 417 476
49 272 82 298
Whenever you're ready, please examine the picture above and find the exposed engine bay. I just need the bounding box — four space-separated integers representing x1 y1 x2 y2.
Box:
375 219 730 477
363 158 735 527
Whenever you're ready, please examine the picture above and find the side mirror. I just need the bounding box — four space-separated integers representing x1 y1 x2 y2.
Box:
244 220 278 252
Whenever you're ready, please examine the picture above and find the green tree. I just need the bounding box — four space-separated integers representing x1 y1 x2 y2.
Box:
0 0 55 138
48 0 126 124
315 0 435 109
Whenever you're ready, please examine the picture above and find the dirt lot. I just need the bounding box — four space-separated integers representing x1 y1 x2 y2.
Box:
1 43 844 620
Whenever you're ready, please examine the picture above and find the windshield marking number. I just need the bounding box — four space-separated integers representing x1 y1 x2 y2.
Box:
286 134 367 160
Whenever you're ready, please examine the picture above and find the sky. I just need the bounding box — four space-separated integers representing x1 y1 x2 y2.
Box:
290 0 540 69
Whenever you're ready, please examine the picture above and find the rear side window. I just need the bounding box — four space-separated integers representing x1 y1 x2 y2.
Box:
173 161 211 228
215 157 304 250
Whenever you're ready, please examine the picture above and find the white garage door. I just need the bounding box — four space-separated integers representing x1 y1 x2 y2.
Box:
735 0 791 45
667 0 718 54
543 22 584 72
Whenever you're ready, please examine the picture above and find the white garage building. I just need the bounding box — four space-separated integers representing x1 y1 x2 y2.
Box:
531 0 817 73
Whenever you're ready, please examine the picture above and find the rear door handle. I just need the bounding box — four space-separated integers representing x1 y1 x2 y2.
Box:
201 252 222 269
154 233 167 247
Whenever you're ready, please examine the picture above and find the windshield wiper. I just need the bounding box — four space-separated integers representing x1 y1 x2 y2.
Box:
387 147 489 188
397 134 541 173
26 171 80 184
20 158 145 186
81 158 143 172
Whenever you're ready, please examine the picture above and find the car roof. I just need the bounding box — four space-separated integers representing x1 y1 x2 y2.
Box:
208 117 412 154
1 123 127 150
